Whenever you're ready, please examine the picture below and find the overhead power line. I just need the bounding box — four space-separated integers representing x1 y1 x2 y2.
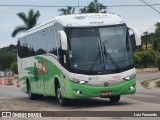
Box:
1 4 160 8
139 0 160 15
108 4 160 7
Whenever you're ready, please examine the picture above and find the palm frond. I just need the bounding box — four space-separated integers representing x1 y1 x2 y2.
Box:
58 6 75 15
17 12 28 26
32 10 40 27
28 9 40 29
11 25 28 37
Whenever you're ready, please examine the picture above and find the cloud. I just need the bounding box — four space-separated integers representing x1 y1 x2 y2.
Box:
126 18 157 35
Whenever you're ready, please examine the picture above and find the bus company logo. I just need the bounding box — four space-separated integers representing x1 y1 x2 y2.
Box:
74 16 86 20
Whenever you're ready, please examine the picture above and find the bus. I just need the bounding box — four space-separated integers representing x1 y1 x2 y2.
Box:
18 13 141 106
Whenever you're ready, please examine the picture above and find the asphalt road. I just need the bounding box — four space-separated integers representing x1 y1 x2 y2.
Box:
0 72 160 119
124 72 160 104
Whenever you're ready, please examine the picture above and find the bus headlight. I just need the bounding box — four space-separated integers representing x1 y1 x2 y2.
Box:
123 74 136 81
70 79 89 84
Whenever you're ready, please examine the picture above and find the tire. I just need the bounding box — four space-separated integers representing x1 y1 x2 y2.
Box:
109 95 120 103
27 82 40 100
57 84 69 106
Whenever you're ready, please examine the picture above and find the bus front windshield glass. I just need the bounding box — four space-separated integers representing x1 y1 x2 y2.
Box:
67 25 134 74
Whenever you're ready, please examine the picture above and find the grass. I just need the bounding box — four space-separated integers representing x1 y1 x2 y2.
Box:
155 80 160 88
141 80 150 88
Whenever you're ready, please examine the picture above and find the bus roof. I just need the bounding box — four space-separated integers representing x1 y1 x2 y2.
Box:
19 13 125 38
55 13 124 26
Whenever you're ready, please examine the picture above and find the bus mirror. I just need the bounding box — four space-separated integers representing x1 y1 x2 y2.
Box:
128 26 141 46
59 30 68 50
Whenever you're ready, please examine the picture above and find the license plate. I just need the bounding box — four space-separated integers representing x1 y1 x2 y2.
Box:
101 91 112 96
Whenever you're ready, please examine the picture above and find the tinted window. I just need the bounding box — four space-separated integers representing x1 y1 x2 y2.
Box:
18 25 58 58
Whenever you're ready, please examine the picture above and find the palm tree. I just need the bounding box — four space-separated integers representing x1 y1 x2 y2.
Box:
12 9 40 37
58 6 76 15
80 0 107 13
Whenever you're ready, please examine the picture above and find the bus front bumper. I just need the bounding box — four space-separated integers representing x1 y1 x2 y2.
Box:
62 78 136 99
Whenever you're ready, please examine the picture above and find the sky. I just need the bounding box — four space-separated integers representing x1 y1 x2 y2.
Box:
0 0 160 48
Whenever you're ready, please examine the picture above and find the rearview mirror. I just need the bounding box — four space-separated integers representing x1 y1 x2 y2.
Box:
59 30 68 50
128 26 141 46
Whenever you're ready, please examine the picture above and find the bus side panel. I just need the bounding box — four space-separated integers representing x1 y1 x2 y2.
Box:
18 56 36 93
40 55 62 96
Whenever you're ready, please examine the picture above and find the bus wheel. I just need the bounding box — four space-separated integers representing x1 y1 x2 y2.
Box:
109 95 120 103
27 82 37 100
57 84 69 106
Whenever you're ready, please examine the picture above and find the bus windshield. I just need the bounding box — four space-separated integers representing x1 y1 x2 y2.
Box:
67 24 134 74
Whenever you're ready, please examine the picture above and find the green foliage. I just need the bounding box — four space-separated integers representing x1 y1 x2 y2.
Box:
134 53 141 64
134 50 157 68
141 32 154 45
155 80 160 88
0 51 16 70
0 44 17 51
11 62 18 74
0 44 17 71
157 56 160 71
80 0 107 13
141 80 149 88
58 6 76 15
153 38 160 53
58 0 107 15
153 22 160 53
12 9 40 37
155 22 160 37
157 56 160 64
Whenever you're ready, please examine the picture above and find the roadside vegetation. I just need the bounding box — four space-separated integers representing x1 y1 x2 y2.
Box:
141 80 150 88
141 79 160 89
155 80 160 88
0 44 17 74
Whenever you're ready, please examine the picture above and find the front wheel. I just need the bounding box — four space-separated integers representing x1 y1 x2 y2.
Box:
109 95 120 103
57 85 69 106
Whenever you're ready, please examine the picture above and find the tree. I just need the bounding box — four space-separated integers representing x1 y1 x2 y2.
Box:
153 22 160 53
134 50 157 68
80 0 107 13
58 6 76 15
0 51 16 70
153 38 160 52
155 22 160 37
11 62 18 74
0 45 17 71
12 9 40 37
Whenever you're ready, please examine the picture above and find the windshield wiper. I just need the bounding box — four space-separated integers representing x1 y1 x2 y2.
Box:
89 42 103 72
103 42 121 71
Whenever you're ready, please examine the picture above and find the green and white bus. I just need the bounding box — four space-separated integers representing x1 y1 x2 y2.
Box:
18 13 141 106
